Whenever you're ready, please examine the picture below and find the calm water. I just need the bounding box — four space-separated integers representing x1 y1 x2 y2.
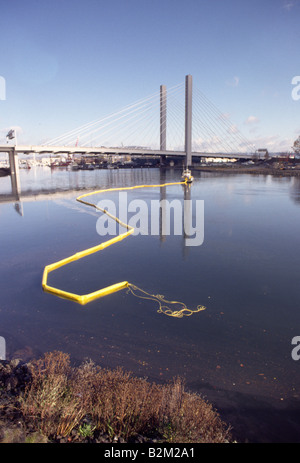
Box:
1 166 300 442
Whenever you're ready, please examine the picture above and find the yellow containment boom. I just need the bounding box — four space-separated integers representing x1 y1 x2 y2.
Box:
42 180 206 318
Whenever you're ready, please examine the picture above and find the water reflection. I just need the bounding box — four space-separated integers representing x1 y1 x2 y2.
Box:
159 168 167 244
1 167 300 442
14 201 23 216
182 182 191 257
290 177 300 204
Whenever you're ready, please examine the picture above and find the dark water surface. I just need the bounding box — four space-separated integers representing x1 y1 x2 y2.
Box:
1 166 300 442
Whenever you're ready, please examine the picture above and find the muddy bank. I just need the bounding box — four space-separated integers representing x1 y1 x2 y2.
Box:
0 353 232 444
193 159 300 177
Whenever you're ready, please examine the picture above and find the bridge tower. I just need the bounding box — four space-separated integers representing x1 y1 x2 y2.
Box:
185 74 193 167
160 84 167 165
160 75 193 167
160 84 167 151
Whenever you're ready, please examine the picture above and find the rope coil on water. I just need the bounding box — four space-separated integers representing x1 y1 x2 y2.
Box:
127 284 206 318
42 180 206 318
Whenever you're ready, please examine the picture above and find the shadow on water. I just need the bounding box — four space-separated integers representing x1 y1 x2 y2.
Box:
201 386 300 443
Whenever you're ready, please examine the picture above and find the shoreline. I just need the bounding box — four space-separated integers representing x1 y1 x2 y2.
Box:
192 161 300 177
0 353 232 444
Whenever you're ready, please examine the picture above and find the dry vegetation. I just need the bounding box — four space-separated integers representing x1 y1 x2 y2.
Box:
2 351 232 443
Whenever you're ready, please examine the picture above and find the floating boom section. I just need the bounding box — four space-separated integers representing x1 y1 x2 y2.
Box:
42 181 206 318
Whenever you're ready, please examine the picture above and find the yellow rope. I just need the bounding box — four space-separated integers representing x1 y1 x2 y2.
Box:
127 284 206 318
42 180 206 318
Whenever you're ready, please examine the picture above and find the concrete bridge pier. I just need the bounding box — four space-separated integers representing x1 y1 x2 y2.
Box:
159 154 167 165
8 147 21 197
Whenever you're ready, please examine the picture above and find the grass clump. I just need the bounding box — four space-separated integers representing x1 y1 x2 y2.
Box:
18 351 231 443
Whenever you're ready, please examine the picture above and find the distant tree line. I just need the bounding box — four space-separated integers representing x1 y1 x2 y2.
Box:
293 136 300 154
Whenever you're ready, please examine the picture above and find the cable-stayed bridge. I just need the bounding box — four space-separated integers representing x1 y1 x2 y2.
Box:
1 75 257 197
2 75 256 161
36 74 255 159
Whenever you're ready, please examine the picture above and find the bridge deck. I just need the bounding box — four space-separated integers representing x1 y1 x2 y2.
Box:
0 145 253 159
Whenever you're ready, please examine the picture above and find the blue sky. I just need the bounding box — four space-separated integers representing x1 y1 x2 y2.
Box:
0 0 299 151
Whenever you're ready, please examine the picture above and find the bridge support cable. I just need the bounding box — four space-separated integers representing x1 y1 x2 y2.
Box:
92 100 160 149
81 83 184 150
193 94 239 153
192 87 255 154
192 95 242 153
195 88 255 151
44 83 185 150
78 94 162 148
164 88 186 151
43 89 169 147
42 75 255 158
